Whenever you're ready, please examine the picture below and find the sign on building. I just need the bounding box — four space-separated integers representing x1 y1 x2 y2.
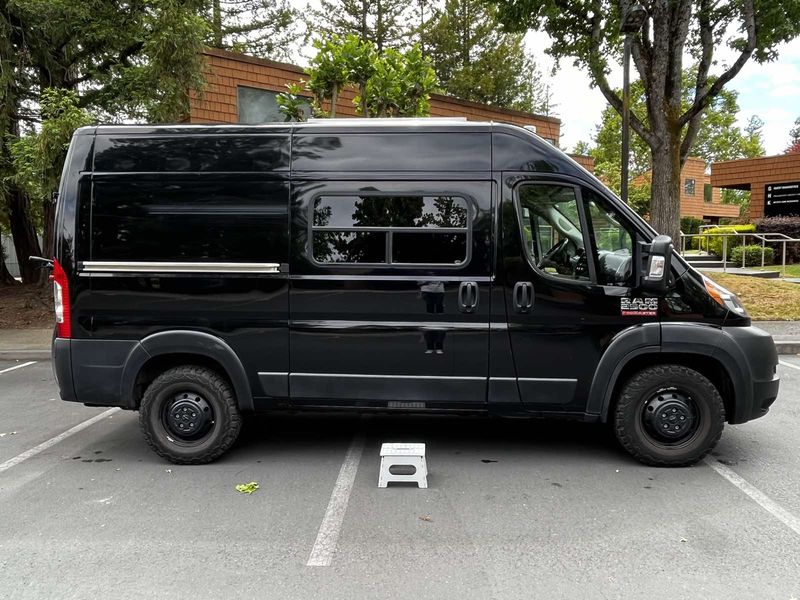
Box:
765 182 800 216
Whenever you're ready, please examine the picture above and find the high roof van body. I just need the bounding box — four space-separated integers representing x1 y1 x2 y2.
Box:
48 120 779 466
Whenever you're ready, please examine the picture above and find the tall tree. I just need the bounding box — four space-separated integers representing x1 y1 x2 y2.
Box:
0 0 207 283
495 0 800 242
420 0 551 113
587 73 764 201
309 0 409 52
205 0 302 59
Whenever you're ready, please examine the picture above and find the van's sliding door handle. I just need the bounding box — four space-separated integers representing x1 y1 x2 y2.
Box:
458 281 479 313
513 281 534 313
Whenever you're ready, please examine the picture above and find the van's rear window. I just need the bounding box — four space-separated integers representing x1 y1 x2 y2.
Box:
90 176 288 262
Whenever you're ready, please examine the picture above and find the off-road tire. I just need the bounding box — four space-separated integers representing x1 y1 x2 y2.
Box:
139 365 242 464
614 364 725 467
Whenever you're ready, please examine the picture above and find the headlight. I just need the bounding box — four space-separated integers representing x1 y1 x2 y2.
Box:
703 275 748 316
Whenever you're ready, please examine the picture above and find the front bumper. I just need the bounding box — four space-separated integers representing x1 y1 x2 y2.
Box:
721 325 779 423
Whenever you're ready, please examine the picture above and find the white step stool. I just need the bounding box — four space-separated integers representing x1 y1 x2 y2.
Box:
378 443 428 489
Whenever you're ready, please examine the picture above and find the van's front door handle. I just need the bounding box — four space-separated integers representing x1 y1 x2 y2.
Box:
458 281 478 313
513 281 533 313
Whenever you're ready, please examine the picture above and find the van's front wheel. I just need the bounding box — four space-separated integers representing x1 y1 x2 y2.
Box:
614 365 725 467
139 365 242 464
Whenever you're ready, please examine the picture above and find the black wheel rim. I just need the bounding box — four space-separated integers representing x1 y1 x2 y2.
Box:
641 388 699 445
162 391 214 442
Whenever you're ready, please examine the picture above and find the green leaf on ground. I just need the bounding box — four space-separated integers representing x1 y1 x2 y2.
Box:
236 482 260 495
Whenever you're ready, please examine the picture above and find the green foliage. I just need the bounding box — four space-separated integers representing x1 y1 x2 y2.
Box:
306 35 437 118
694 224 756 256
419 0 552 113
276 83 310 122
756 216 800 262
9 90 92 208
730 245 774 267
680 216 705 235
310 0 410 52
205 0 302 59
363 45 437 117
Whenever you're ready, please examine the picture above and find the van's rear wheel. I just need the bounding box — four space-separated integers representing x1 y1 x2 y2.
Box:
614 365 725 467
139 365 241 464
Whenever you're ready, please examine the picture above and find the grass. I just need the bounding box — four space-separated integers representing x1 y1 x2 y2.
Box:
702 271 800 321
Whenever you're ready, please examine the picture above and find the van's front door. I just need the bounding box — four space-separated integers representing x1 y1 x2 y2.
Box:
289 180 492 408
501 175 640 414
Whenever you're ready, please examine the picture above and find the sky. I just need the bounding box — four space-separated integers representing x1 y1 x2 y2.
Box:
524 32 800 155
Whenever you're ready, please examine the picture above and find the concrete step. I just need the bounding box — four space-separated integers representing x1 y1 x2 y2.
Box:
683 254 721 264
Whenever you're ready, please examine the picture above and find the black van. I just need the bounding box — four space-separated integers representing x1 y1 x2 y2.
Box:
47 120 779 467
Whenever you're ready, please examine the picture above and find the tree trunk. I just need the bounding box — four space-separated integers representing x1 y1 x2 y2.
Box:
7 188 42 284
0 241 17 285
649 135 682 244
330 83 338 118
359 82 368 117
212 0 223 47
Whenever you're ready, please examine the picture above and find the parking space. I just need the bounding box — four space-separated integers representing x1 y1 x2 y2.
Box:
1 358 800 599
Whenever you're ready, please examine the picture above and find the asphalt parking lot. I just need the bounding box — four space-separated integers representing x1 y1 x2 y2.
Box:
1 358 799 600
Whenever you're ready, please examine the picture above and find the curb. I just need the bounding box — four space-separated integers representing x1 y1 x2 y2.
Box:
775 342 800 356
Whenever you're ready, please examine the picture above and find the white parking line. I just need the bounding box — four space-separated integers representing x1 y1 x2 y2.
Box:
0 408 120 474
307 432 365 567
779 360 800 372
0 361 37 375
704 457 800 537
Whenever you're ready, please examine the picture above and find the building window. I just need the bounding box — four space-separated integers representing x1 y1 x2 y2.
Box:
237 86 311 124
311 195 470 266
704 183 713 203
684 178 696 196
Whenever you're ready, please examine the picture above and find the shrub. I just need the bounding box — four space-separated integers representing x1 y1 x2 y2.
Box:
680 216 704 235
693 224 756 257
755 216 800 263
730 245 774 267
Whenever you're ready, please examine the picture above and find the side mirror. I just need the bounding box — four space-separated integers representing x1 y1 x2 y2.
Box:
640 235 673 295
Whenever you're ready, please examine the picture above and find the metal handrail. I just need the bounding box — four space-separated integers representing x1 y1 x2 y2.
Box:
679 230 800 275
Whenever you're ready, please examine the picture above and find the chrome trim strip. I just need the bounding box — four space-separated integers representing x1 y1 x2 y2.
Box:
290 274 492 282
517 377 578 383
257 371 289 376
291 373 485 381
290 320 489 330
81 261 280 274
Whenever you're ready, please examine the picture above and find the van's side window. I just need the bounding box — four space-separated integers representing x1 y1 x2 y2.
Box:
311 195 469 265
517 184 590 282
582 190 635 286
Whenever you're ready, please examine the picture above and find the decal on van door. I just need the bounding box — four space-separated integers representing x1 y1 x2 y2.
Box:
621 297 658 316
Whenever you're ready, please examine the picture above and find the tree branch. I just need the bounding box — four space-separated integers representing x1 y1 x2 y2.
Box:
66 42 144 87
678 0 756 127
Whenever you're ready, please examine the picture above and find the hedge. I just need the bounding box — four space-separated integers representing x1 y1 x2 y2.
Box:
680 216 704 235
694 224 756 257
755 216 800 263
729 244 774 267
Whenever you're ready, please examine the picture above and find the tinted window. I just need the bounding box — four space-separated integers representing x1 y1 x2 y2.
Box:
238 86 312 124
91 176 288 262
311 194 469 266
583 190 634 286
93 135 289 172
517 184 590 282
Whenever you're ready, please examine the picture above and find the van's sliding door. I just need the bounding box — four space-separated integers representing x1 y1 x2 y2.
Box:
288 180 492 408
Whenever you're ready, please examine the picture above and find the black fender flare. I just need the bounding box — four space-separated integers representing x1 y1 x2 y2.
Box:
586 323 660 420
589 322 752 423
120 331 254 411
